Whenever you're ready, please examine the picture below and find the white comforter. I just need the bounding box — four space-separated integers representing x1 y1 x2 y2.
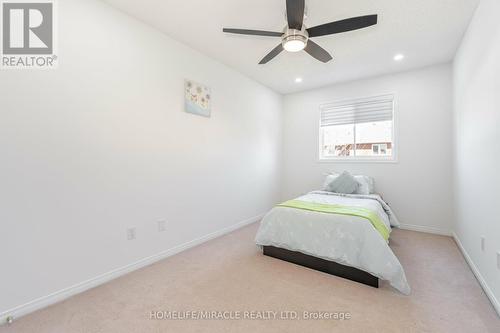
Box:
255 191 410 295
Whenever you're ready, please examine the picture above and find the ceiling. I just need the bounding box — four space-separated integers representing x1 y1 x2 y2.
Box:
103 0 479 94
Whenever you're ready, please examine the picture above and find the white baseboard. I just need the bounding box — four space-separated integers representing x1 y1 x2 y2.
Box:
398 223 452 236
453 232 500 317
0 214 264 325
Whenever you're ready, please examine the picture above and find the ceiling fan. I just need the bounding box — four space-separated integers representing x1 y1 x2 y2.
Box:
222 0 377 64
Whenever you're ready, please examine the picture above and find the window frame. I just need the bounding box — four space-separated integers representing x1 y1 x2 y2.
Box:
318 93 398 163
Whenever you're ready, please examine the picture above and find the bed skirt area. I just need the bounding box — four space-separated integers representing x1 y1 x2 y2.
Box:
263 246 379 288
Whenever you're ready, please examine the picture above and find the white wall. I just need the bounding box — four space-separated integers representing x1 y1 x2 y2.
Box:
282 64 453 234
0 0 282 316
453 0 500 313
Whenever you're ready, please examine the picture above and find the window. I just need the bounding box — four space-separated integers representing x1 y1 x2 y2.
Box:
319 94 395 161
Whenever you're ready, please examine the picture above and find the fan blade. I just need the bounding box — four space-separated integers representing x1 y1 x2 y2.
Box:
259 44 284 64
286 0 305 30
307 15 378 37
223 28 283 37
304 40 333 63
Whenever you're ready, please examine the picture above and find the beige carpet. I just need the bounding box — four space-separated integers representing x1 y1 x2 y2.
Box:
2 224 499 333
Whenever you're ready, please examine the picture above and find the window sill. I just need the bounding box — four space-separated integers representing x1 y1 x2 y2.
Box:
318 157 398 164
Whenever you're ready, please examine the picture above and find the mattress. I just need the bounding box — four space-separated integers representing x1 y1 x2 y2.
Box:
254 191 410 294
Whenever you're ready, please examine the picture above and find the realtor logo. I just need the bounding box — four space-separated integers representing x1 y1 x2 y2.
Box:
1 0 57 68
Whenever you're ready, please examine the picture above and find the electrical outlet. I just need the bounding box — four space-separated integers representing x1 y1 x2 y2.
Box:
127 228 136 240
158 221 166 232
481 236 486 252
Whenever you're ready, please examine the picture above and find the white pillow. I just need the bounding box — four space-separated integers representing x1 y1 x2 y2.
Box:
322 174 339 190
365 175 375 193
355 176 371 195
323 173 375 194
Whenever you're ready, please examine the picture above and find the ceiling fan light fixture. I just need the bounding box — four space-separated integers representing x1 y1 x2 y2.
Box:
282 28 308 52
283 39 306 52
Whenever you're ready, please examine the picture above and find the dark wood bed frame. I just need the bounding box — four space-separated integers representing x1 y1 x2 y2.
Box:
263 246 379 288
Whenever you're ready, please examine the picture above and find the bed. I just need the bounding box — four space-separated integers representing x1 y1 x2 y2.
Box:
255 190 410 295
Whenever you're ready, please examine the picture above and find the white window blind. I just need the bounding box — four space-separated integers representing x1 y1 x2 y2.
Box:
320 94 394 127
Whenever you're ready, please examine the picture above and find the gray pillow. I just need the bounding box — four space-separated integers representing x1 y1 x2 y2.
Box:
326 171 359 194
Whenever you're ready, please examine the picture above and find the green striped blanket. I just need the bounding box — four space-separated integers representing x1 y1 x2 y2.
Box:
277 199 390 241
